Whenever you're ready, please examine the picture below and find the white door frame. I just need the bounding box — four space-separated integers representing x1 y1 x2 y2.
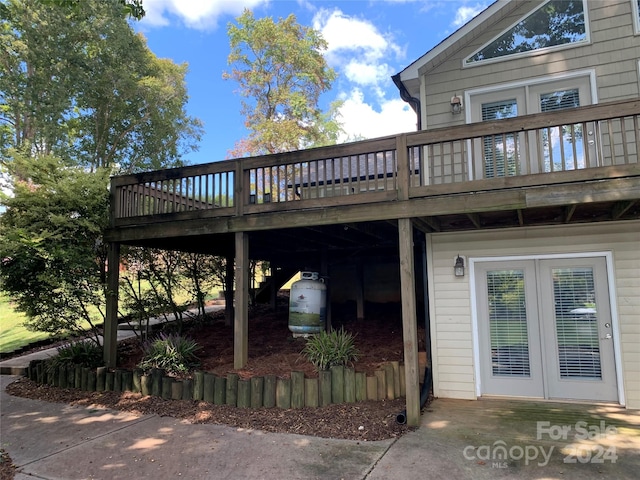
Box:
464 70 598 180
469 251 625 405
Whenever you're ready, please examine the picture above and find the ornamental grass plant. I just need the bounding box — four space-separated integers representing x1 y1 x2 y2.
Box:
47 341 104 372
138 332 201 376
301 327 360 371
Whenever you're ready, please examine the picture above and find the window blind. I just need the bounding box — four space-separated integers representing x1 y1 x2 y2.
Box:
487 270 531 377
482 100 519 178
552 267 602 379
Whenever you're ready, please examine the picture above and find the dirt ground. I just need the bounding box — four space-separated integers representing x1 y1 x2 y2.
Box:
5 302 428 451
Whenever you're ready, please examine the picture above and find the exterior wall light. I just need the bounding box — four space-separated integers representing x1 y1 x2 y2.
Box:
454 255 465 277
451 94 463 114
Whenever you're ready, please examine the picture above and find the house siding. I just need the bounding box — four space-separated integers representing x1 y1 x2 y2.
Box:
426 220 640 408
421 0 640 129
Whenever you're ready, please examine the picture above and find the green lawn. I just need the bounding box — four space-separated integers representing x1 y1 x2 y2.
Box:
0 294 50 354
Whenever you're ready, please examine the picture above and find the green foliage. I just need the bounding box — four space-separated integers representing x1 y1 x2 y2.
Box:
224 9 343 156
48 342 104 371
0 154 109 346
1 0 201 171
120 247 229 336
301 327 360 371
39 0 145 20
138 333 201 376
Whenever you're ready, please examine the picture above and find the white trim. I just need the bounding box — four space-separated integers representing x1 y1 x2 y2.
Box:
469 251 625 405
463 68 599 121
398 0 509 82
604 251 626 406
425 233 439 397
463 0 591 69
633 0 640 35
463 69 598 179
469 259 481 397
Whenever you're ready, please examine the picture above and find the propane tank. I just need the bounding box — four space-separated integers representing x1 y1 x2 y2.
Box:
288 272 327 337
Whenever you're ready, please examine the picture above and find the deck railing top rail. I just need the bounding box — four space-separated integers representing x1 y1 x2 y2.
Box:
111 98 640 223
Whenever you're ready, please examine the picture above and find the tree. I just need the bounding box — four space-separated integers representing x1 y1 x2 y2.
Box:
224 9 343 156
0 0 202 346
0 155 110 346
39 0 145 20
0 0 202 172
119 248 228 337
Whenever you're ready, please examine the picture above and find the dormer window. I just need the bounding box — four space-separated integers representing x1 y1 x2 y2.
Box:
465 0 588 65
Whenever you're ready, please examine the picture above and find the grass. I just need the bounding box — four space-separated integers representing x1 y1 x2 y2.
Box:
0 281 220 355
0 293 50 354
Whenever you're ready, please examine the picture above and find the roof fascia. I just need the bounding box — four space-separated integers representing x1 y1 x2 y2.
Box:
397 0 511 83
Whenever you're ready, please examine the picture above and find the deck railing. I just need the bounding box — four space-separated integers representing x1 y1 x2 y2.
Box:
111 99 640 223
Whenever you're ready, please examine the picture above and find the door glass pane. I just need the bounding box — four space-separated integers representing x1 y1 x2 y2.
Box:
552 267 602 379
539 89 586 171
487 270 530 377
482 100 519 178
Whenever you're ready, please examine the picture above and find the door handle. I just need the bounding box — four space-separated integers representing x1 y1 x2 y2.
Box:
602 333 612 340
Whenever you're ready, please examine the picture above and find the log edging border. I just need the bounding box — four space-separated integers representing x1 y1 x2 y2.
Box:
26 359 407 408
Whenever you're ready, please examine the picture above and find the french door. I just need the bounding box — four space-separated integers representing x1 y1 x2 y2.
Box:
476 257 618 402
470 75 598 178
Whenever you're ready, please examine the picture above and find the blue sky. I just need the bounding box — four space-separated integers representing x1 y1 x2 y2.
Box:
135 0 488 165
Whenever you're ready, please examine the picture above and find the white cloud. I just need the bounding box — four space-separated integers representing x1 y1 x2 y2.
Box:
140 0 266 29
338 89 417 141
312 8 404 91
343 60 392 89
453 3 487 28
310 9 415 140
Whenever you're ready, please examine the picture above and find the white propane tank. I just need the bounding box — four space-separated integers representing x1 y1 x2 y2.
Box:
288 271 327 336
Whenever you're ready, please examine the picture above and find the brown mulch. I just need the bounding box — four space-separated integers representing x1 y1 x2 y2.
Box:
0 450 15 480
6 377 414 441
116 302 424 381
4 301 427 480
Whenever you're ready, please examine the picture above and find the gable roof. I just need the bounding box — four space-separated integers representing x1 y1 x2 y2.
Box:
393 0 523 102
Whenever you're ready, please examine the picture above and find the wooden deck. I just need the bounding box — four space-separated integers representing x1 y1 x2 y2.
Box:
106 99 640 254
103 99 640 427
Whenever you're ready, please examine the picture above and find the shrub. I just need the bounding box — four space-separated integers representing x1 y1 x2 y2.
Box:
48 341 104 372
301 327 360 371
138 333 201 376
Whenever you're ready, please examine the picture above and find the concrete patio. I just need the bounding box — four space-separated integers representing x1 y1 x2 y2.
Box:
2 372 639 479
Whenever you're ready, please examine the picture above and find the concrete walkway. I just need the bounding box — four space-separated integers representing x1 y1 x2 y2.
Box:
2 371 639 479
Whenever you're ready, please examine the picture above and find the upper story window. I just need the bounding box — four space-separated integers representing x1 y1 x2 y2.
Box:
634 0 640 34
465 0 588 65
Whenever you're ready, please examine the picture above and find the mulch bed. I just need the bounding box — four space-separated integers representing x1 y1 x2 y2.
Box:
6 377 416 441
3 300 429 480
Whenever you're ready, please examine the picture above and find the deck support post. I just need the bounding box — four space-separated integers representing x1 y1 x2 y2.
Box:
104 242 120 369
234 232 249 369
225 255 234 327
356 260 365 320
398 218 420 427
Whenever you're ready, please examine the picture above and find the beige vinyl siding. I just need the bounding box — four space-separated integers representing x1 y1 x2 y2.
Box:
426 220 640 407
421 0 640 129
